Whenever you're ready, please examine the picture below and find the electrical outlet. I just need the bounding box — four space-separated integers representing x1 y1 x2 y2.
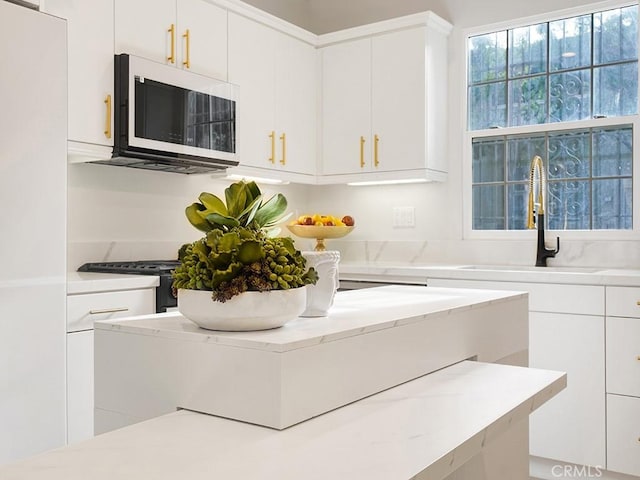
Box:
392 206 415 228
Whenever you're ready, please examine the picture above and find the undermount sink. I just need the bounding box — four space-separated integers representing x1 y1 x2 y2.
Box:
458 265 602 274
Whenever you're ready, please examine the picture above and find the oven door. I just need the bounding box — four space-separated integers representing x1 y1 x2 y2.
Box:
117 54 238 163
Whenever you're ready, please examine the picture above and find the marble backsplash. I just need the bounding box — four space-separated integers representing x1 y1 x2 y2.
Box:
328 238 640 269
68 237 640 272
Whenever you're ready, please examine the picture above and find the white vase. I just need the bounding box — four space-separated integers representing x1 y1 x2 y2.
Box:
178 288 306 331
301 250 340 317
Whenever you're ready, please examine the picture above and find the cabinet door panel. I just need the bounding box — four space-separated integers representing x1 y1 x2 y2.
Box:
177 0 227 79
607 394 640 476
371 28 425 172
228 13 276 169
606 286 640 318
321 39 371 175
67 289 155 333
275 34 316 175
115 0 175 64
67 330 94 444
45 0 113 146
0 3 66 462
529 312 605 467
606 316 640 397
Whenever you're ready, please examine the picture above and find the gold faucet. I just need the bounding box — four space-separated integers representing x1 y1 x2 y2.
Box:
527 155 560 267
527 155 545 229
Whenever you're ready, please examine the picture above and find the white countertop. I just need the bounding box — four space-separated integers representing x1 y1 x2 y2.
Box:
0 360 566 480
67 272 159 294
339 262 640 286
95 285 526 353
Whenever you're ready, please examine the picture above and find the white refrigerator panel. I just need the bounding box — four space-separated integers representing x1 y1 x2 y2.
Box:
0 1 67 464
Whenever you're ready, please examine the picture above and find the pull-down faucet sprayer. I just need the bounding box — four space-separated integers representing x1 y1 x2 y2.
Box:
527 155 560 267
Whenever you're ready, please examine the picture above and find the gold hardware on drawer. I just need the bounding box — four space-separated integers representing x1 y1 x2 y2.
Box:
637 355 640 361
636 300 640 306
89 307 129 315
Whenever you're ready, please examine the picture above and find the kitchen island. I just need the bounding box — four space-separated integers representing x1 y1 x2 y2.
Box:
93 285 530 431
0 286 565 479
0 360 565 480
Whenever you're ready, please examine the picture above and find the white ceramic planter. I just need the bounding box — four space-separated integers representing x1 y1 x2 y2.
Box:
177 288 306 331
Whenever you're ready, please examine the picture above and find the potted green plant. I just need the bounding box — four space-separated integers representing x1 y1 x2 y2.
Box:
172 180 318 331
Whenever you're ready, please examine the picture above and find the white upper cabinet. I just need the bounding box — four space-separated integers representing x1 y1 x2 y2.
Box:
175 0 227 80
43 0 114 149
319 13 452 183
321 38 371 176
115 0 227 80
228 13 276 170
275 33 317 177
228 13 316 181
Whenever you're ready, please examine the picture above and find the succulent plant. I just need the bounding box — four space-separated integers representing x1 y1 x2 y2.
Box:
185 180 291 235
172 180 318 302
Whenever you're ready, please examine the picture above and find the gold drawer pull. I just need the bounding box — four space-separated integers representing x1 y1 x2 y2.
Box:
359 136 365 168
637 355 640 361
636 301 640 306
89 307 129 315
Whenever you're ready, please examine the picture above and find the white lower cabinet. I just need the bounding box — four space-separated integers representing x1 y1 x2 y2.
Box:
605 286 640 476
606 394 640 476
528 312 605 467
67 330 94 444
606 316 640 398
427 277 607 470
66 288 155 444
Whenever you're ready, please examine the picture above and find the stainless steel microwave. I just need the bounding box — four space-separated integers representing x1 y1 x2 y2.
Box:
99 54 239 174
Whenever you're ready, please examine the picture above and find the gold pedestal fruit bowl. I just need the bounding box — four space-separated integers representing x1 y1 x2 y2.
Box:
286 224 354 251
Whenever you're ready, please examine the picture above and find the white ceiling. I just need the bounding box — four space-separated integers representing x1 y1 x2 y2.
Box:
242 0 608 33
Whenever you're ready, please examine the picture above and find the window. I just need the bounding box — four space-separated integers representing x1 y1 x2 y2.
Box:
467 4 638 231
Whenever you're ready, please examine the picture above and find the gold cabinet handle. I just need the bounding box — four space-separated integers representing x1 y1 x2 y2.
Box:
636 301 640 305
360 136 366 168
104 94 112 139
637 355 640 361
182 28 190 69
268 131 275 164
279 132 286 165
89 307 129 315
167 24 176 63
374 134 380 167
